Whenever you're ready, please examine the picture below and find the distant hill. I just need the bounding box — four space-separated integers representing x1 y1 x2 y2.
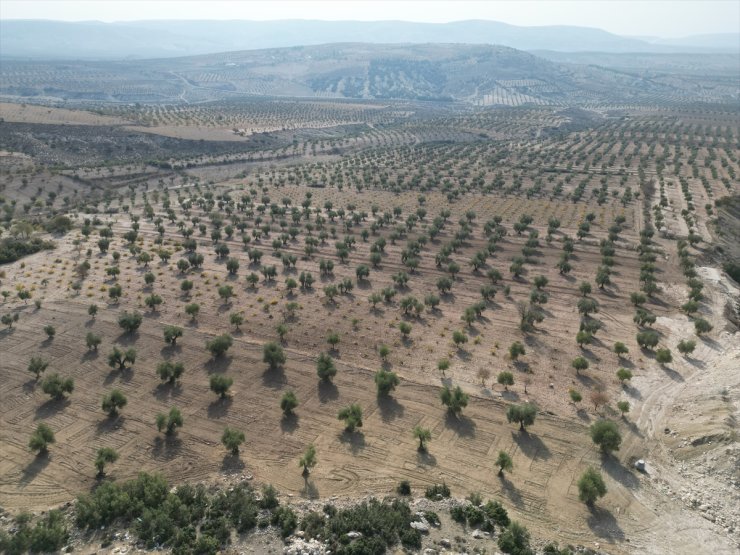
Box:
1 19 736 61
1 43 735 107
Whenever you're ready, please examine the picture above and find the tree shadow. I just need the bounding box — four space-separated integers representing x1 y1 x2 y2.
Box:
586 505 625 541
95 414 125 435
301 477 320 499
104 367 133 385
623 418 645 439
512 430 551 460
21 453 50 484
456 348 472 362
575 372 597 388
499 475 524 508
444 412 476 438
221 453 245 474
81 349 100 362
115 331 139 346
208 396 233 419
339 430 366 455
601 454 641 490
377 394 404 422
318 380 339 403
501 390 520 402
34 397 71 420
623 384 642 400
416 449 437 467
22 378 37 393
576 408 591 422
204 356 233 373
660 365 684 382
280 413 299 434
160 344 182 358
262 366 286 389
152 434 183 460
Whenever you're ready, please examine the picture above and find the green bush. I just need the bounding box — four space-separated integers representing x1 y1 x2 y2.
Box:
424 482 451 499
0 237 54 264
0 510 68 555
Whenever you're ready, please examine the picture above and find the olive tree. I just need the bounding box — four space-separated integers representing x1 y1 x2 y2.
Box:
101 389 127 416
590 420 621 453
29 423 55 454
506 403 537 431
338 404 363 432
578 467 607 505
263 341 286 369
221 427 245 455
94 447 119 476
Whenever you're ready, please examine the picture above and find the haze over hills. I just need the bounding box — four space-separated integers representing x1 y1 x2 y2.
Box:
1 18 738 60
2 42 736 107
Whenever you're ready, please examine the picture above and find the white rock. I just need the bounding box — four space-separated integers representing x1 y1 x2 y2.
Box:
411 520 430 533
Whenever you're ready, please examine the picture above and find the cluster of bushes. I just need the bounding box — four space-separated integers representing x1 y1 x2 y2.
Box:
0 510 68 555
74 473 287 553
61 473 448 554
0 237 54 264
309 498 422 553
450 498 510 533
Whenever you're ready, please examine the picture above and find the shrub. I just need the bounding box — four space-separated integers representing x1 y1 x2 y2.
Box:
209 374 233 398
498 521 532 555
29 423 55 453
655 348 673 364
590 420 621 453
374 369 399 395
185 302 200 320
496 451 513 476
497 371 514 390
506 403 537 431
156 407 183 435
41 373 74 400
108 346 136 370
221 427 245 454
509 341 525 360
439 385 469 415
316 352 337 381
86 331 102 350
163 325 183 345
118 311 143 333
156 361 184 384
280 391 298 415
412 426 431 451
636 330 659 349
614 341 629 356
102 389 127 416
677 339 696 355
206 334 233 358
694 318 713 335
95 447 119 476
263 341 286 369
28 356 49 379
337 404 363 432
424 483 451 499
577 467 607 505
299 444 317 476
396 480 411 496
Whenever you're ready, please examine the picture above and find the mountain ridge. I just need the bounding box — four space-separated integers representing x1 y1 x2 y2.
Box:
2 19 737 60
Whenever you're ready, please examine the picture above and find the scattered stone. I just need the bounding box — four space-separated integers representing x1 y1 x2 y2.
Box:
634 459 646 472
439 538 452 548
346 531 362 539
411 520 430 533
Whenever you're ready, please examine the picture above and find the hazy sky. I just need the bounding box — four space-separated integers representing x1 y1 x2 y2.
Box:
3 1 739 38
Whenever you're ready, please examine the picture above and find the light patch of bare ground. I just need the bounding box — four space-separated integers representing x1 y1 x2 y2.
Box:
623 266 739 554
0 102 130 126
